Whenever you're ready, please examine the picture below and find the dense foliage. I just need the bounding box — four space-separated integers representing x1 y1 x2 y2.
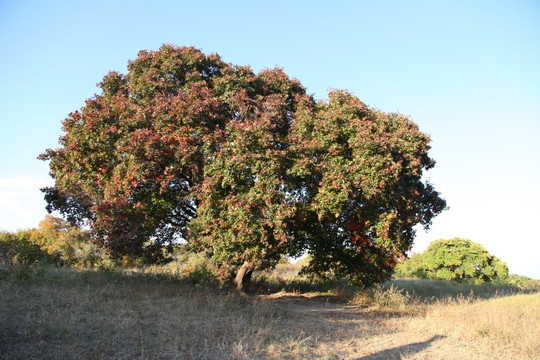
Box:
394 238 509 282
0 230 50 266
505 274 540 291
289 91 447 285
0 216 99 267
30 215 99 267
40 44 446 288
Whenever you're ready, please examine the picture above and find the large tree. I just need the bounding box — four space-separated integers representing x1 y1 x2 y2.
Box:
40 44 446 290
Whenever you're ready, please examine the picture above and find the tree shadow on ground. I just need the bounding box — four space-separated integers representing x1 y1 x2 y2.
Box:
354 335 445 360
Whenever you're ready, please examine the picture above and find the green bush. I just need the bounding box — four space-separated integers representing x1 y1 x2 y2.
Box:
0 231 52 266
505 274 540 291
393 253 428 278
0 216 105 270
395 238 508 283
30 215 100 267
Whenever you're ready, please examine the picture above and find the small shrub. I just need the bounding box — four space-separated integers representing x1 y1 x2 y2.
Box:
373 284 415 310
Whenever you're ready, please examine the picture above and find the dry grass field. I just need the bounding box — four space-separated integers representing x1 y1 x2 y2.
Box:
1 263 538 359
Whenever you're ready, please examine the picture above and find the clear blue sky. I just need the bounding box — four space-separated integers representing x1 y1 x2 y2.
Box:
1 0 539 278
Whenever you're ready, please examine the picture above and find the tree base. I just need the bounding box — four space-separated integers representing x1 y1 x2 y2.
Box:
233 262 254 293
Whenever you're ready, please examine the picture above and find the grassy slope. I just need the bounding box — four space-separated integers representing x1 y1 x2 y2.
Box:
0 266 538 359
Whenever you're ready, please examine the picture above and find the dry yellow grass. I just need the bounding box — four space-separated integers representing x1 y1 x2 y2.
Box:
403 293 540 359
0 266 538 359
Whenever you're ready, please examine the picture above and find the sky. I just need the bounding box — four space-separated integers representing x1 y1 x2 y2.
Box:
1 0 539 278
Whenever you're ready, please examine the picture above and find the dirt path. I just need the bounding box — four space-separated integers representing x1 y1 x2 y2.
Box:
258 293 358 315
255 293 499 360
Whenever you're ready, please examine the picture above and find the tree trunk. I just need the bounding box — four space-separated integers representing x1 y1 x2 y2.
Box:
233 261 254 293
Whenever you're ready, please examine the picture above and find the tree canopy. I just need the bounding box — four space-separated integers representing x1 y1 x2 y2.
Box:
395 238 509 282
40 44 446 289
